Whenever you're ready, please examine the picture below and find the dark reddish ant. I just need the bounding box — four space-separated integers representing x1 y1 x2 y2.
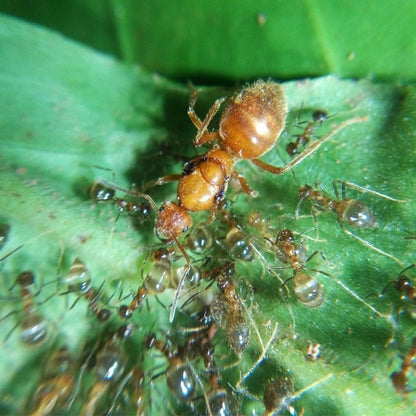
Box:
210 262 250 354
89 180 151 222
286 109 328 156
118 248 173 319
80 330 129 416
391 338 416 395
381 264 416 312
27 346 75 415
144 332 196 403
2 271 50 345
263 377 296 416
297 180 377 228
391 264 416 302
269 229 325 308
63 257 112 322
182 316 236 415
263 372 333 416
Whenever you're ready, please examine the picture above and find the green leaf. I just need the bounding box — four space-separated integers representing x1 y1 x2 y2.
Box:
0 14 415 416
1 1 416 81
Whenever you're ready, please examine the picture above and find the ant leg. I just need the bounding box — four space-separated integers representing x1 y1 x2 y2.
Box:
144 174 182 190
305 249 325 264
169 237 191 323
332 179 342 200
251 116 368 175
315 268 397 336
236 322 278 389
188 89 226 146
333 179 409 203
231 170 258 197
399 263 416 275
339 222 405 267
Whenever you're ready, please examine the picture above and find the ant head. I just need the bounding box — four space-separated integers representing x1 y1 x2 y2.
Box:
311 110 328 124
298 185 313 200
155 202 192 242
277 229 294 243
88 181 115 202
16 271 35 287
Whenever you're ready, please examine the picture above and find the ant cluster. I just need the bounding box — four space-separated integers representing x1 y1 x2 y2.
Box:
1 80 413 414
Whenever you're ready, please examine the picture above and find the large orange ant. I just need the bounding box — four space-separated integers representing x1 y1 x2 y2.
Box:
153 80 365 223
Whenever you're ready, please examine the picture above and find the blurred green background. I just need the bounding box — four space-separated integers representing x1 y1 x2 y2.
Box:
1 0 415 83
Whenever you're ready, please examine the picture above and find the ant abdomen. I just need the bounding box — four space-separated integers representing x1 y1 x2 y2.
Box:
220 81 287 159
0 224 10 250
144 332 196 403
206 388 233 416
187 224 214 253
9 271 50 346
166 358 196 402
336 199 376 228
64 257 92 293
172 264 201 290
20 308 49 345
263 377 294 415
226 227 255 262
293 273 325 308
226 314 250 354
96 341 127 382
143 253 172 295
